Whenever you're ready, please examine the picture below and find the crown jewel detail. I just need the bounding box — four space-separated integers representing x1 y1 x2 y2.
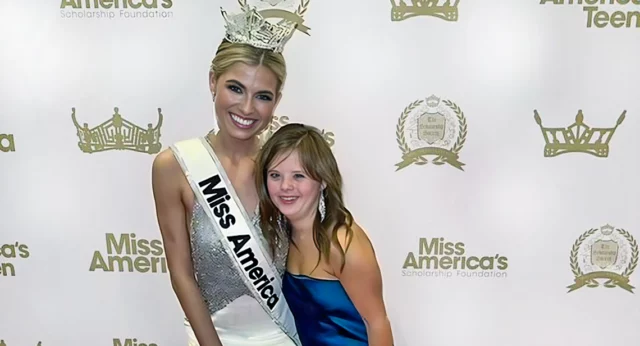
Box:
221 1 310 53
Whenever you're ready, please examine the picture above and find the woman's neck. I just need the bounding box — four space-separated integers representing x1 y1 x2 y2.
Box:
290 214 316 241
207 130 260 162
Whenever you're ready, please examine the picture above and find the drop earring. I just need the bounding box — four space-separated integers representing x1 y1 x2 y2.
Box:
318 191 326 222
277 213 286 232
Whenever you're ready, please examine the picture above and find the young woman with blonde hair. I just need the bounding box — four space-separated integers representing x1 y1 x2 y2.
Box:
151 4 309 346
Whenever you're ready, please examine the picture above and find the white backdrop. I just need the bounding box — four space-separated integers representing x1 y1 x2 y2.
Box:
1 1 640 345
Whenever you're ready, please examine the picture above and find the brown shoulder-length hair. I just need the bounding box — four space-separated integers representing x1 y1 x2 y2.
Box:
255 123 354 271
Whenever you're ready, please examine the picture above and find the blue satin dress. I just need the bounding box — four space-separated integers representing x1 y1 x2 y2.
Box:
283 272 368 345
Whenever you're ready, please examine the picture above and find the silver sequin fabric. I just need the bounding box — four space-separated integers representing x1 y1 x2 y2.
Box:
189 199 289 315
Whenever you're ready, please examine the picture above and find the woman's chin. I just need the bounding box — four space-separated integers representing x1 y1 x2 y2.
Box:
275 205 297 220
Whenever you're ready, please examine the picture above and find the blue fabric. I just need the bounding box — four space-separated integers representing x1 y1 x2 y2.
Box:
283 272 368 346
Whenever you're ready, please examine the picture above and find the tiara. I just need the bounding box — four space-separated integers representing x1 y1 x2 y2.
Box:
221 2 310 53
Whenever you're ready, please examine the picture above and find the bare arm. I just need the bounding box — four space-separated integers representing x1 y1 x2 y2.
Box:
152 150 223 346
332 222 394 346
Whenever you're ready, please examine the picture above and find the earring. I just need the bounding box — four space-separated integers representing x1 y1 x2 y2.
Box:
212 93 216 101
318 191 326 222
277 213 286 232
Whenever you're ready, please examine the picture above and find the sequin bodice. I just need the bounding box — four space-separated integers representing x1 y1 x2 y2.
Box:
189 199 289 315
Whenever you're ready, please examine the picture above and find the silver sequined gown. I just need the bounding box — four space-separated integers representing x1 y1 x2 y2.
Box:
172 137 297 346
188 201 288 315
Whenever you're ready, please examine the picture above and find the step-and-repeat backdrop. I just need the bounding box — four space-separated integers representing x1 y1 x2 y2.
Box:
1 1 639 345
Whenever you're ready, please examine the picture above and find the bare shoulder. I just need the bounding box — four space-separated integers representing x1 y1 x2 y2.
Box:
330 220 378 276
152 148 187 188
151 147 191 208
152 148 180 178
335 221 372 253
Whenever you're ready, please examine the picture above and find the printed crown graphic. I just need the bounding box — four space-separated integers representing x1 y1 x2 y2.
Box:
533 109 626 158
71 107 163 154
391 0 460 22
601 224 615 235
425 94 441 107
222 5 298 53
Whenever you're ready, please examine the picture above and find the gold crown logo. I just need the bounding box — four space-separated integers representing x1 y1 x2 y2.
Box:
425 94 441 107
533 109 625 158
71 107 163 154
568 225 638 293
601 224 615 236
391 0 459 22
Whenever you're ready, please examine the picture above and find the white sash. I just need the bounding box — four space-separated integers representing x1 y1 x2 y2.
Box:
171 137 300 345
